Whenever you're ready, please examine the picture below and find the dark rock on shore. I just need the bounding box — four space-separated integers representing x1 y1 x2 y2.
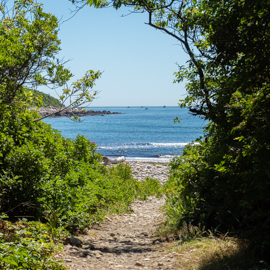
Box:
35 106 121 117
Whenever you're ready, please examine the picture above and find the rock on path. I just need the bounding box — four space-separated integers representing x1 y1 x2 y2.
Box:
55 162 177 270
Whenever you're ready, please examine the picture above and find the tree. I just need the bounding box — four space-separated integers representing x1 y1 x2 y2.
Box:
0 0 103 223
0 0 101 121
69 0 232 123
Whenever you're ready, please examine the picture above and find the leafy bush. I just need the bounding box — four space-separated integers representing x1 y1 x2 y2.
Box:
0 106 163 268
165 133 270 262
0 106 162 231
0 214 68 270
0 108 101 221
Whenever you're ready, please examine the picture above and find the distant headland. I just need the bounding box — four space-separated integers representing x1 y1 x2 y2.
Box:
36 106 121 118
26 89 120 117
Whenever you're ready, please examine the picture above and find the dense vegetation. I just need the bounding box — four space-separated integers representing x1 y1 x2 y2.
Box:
164 2 270 265
25 88 61 107
0 1 161 268
75 0 270 266
1 0 269 268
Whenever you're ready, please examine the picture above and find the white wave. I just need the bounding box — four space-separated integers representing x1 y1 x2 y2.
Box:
98 142 198 150
149 142 198 147
158 155 180 158
98 145 147 150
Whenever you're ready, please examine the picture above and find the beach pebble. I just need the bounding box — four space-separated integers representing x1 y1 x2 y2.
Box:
127 161 169 184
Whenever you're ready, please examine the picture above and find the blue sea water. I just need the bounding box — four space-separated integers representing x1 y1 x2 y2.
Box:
43 106 207 161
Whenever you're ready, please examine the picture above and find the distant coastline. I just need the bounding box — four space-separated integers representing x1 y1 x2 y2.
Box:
34 106 121 118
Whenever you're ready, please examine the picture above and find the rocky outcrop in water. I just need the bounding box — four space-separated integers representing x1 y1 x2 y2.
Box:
35 106 121 117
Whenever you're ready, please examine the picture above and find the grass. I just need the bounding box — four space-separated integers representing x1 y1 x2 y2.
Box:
157 223 268 270
171 236 247 270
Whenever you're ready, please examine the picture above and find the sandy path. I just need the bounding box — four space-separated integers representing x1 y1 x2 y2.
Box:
55 162 178 270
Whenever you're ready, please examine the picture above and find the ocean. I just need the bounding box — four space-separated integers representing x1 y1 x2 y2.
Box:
43 106 207 162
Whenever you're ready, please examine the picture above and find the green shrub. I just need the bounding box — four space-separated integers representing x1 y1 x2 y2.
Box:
0 107 162 231
165 133 270 261
0 214 68 270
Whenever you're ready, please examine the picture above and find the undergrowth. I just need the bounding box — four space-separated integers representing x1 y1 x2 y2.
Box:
0 213 68 269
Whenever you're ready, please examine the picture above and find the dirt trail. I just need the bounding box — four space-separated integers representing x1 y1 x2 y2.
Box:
55 162 178 270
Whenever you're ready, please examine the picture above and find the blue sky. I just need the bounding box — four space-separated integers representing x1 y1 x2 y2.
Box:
41 0 189 106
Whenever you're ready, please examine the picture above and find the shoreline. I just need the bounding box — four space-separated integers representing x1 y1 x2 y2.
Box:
104 155 177 163
33 106 121 117
125 156 173 163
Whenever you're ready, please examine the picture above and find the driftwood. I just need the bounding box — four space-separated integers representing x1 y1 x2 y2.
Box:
103 156 126 165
